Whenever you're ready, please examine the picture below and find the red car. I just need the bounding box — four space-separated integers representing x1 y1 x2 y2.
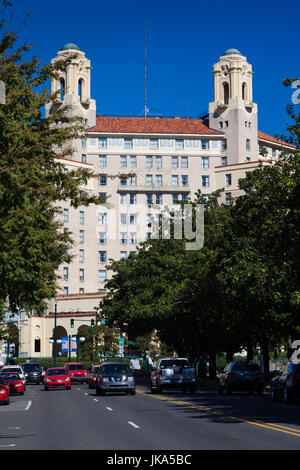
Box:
0 372 25 395
44 368 71 391
65 363 88 384
0 376 10 405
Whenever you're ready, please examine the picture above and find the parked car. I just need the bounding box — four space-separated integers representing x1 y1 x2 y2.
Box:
88 364 101 389
150 358 196 394
21 362 43 384
1 365 26 384
64 363 88 384
0 372 25 395
44 368 71 391
218 361 264 395
0 376 10 405
271 361 300 403
95 362 135 396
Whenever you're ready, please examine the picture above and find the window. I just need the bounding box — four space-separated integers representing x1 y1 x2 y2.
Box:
120 251 127 260
34 339 41 353
130 155 136 168
225 121 228 128
172 156 178 169
98 270 106 283
130 176 137 186
79 269 84 282
98 192 106 200
129 213 136 225
120 177 127 186
156 193 162 205
181 157 188 168
63 287 69 295
225 192 232 206
81 154 87 163
130 233 137 244
120 194 127 205
147 213 152 225
98 138 107 148
79 288 84 294
172 194 179 203
201 157 209 169
172 175 179 186
98 232 106 245
175 139 184 149
160 138 173 148
130 251 137 256
124 138 133 148
82 138 86 149
146 193 153 205
245 156 251 162
150 138 158 149
201 140 210 150
219 121 223 128
79 249 84 263
120 155 127 168
156 156 162 169
146 175 153 187
120 232 127 245
182 175 188 187
99 175 107 185
79 230 84 244
223 82 229 104
147 232 152 239
222 140 227 151
156 175 162 187
246 139 251 151
80 211 85 225
146 156 153 168
63 267 68 280
182 193 188 201
64 209 69 223
202 175 209 188
120 213 127 225
98 213 107 225
88 138 97 146
272 148 276 157
98 251 107 263
225 174 232 186
221 156 227 166
129 193 136 204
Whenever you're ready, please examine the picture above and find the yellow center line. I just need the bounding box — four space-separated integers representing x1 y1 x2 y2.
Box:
136 389 300 438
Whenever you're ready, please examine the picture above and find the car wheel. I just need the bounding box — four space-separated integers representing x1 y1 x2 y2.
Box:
150 384 156 394
225 382 232 395
157 386 163 394
283 385 292 404
5 398 10 405
44 387 48 391
189 385 196 394
130 390 136 395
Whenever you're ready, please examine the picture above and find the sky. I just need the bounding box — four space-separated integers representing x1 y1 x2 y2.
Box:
3 0 300 138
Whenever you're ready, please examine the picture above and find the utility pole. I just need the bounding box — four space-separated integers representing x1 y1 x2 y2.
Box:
53 299 57 367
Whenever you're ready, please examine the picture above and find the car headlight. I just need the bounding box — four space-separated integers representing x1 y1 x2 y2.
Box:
102 377 109 382
16 384 22 387
46 378 52 383
0 390 6 394
127 376 134 382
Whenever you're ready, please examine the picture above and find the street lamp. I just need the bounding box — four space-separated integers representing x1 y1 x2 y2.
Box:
53 298 57 367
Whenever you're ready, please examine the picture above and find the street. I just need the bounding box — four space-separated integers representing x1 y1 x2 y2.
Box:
1 381 300 451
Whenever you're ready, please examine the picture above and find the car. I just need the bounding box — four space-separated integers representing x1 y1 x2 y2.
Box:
0 376 10 405
64 363 88 384
218 361 264 395
0 372 25 395
271 361 300 403
150 357 196 394
21 362 43 384
44 368 71 391
1 365 26 384
88 364 101 389
95 362 136 396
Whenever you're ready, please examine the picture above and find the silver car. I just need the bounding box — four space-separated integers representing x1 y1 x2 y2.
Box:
95 362 136 396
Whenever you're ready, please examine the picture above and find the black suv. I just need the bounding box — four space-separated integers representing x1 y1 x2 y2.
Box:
218 361 264 395
271 362 300 403
21 363 43 384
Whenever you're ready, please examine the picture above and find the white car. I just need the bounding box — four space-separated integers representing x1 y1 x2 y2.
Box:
1 365 26 385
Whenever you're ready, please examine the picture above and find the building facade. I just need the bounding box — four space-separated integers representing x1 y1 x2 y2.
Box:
19 44 295 358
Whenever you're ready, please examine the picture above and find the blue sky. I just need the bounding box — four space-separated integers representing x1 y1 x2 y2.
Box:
5 0 300 137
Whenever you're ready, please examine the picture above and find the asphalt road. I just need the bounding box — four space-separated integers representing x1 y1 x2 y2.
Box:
0 381 300 451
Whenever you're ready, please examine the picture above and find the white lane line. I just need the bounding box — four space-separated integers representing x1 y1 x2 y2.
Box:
8 427 21 430
0 444 16 448
106 407 113 411
94 399 98 402
128 421 140 429
84 393 88 396
77 388 81 391
25 401 32 411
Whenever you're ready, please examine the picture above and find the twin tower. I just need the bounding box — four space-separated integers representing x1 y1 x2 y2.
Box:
46 44 259 164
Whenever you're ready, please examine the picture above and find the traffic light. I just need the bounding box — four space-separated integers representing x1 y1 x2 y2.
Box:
91 319 95 328
70 319 74 328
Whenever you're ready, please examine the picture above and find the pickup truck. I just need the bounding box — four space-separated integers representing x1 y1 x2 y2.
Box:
150 357 196 394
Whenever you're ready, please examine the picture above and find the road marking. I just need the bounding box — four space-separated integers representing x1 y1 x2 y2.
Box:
136 389 300 438
84 393 88 396
0 444 16 448
94 399 98 402
8 427 21 430
128 421 140 429
106 407 113 411
25 401 32 411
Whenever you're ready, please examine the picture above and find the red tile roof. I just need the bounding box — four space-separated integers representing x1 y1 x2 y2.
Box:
88 116 223 136
258 131 296 148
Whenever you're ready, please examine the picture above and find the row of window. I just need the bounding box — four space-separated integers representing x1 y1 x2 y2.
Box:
118 174 189 187
83 137 217 150
84 154 225 168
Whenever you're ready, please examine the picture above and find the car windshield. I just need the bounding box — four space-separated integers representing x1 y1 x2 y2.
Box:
0 376 6 385
2 367 21 373
93 367 100 373
47 369 67 376
101 364 131 374
22 364 40 372
160 360 189 368
232 363 260 372
68 364 84 370
1 373 20 380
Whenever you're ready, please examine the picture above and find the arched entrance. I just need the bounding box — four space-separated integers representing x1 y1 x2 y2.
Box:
52 326 68 358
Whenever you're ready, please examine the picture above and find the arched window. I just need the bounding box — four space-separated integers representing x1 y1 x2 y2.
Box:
78 78 84 100
242 82 248 100
34 338 41 353
223 82 229 104
59 78 65 100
